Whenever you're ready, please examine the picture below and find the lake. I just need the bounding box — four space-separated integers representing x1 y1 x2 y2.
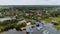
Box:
0 17 16 22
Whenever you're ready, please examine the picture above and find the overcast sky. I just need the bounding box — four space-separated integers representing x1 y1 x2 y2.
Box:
0 0 60 5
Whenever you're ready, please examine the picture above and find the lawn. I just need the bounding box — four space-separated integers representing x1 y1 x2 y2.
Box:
0 26 5 32
53 25 60 30
44 17 60 30
44 17 60 23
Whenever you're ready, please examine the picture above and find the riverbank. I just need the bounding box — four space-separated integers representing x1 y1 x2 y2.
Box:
44 17 60 30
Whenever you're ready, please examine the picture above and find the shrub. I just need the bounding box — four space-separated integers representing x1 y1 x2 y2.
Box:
15 23 26 31
31 22 35 25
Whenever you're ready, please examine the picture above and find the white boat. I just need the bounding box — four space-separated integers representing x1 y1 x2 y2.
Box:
43 30 50 34
36 26 43 31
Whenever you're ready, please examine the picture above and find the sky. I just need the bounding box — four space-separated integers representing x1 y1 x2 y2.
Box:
0 0 60 5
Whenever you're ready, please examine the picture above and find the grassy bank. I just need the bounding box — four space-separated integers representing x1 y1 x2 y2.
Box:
44 17 60 23
44 17 60 30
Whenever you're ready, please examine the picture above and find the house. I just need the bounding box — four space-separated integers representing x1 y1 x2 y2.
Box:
17 18 26 24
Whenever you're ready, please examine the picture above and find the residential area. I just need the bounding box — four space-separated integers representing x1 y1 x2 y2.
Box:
0 5 60 34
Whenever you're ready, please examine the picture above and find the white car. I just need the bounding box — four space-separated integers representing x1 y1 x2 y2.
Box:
43 30 50 34
36 26 43 31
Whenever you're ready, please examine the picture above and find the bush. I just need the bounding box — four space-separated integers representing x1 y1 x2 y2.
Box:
15 23 26 31
16 23 26 27
0 19 17 26
31 22 35 25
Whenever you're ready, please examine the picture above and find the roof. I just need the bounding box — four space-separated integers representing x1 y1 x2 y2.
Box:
17 18 25 21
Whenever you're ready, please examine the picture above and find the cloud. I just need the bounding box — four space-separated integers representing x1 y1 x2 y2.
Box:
0 0 60 5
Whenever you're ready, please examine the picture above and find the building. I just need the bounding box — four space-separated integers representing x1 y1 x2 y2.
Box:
17 18 26 24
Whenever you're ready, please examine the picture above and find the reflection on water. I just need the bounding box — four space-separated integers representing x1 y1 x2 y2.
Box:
1 28 60 34
0 17 16 22
1 29 26 34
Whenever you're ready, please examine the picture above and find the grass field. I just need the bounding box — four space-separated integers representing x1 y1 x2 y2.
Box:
44 17 60 30
53 25 60 30
45 17 60 23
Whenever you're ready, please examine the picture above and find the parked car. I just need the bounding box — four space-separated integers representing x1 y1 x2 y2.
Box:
43 30 50 34
36 26 43 31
